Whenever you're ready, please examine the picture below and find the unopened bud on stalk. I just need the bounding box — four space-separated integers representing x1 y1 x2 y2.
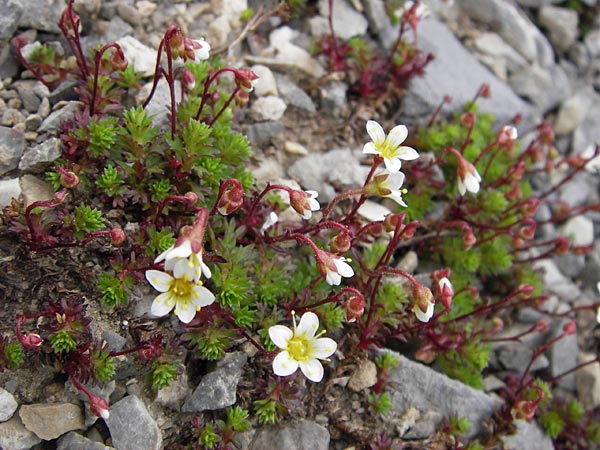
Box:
518 223 536 241
329 233 351 254
110 228 126 246
110 48 128 71
60 170 80 188
88 394 110 420
563 320 576 335
534 319 550 333
183 191 199 204
460 112 476 128
436 277 454 310
234 89 250 107
216 179 244 215
344 293 365 323
21 332 43 349
383 213 404 233
182 69 196 90
462 229 476 249
411 284 435 323
554 237 570 256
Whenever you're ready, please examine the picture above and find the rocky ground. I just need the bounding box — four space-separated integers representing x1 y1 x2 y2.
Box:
0 0 599 449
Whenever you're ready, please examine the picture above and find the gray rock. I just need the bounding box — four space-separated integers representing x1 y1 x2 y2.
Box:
18 0 65 33
47 80 79 105
584 29 600 58
249 420 329 450
457 0 554 66
381 350 501 438
288 148 370 203
0 178 21 207
539 6 579 53
403 410 444 439
251 65 278 97
557 170 599 208
554 86 595 135
502 419 555 450
472 32 529 78
401 18 539 131
101 330 127 352
0 126 25 175
0 416 41 450
273 74 316 113
497 344 549 372
116 2 143 27
245 121 284 145
37 97 50 119
548 314 578 390
575 352 600 409
105 395 162 450
57 432 115 450
534 259 580 300
380 352 501 437
508 63 571 113
19 403 85 440
182 352 247 412
116 36 157 78
363 0 397 48
517 295 559 323
155 372 190 411
516 0 562 6
573 91 600 155
18 137 62 171
250 96 287 121
318 0 368 40
553 253 586 279
19 174 54 206
319 81 349 117
560 215 594 247
81 16 134 51
14 82 41 113
1 108 25 127
0 388 18 422
347 359 378 392
24 115 42 132
0 0 23 40
581 242 600 291
38 102 81 133
0 44 19 79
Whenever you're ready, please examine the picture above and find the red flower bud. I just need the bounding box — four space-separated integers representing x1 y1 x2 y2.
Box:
89 394 110 420
21 332 43 349
182 69 196 91
535 319 550 333
59 170 80 188
330 232 351 254
110 48 128 71
110 228 126 246
563 320 576 335
460 112 476 129
216 179 244 215
344 294 365 323
462 230 476 249
234 68 259 90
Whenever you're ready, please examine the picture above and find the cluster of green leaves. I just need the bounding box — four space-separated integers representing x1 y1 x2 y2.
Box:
149 361 180 389
0 337 23 371
368 392 393 415
195 406 251 449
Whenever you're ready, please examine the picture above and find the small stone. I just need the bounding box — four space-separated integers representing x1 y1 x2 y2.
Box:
397 251 418 273
101 330 127 352
554 87 594 135
539 6 579 53
15 82 41 113
18 137 62 171
502 419 554 450
251 65 278 97
319 81 349 116
245 121 284 145
560 215 594 247
117 2 142 26
0 178 21 208
0 126 25 175
211 0 247 29
37 97 50 118
57 431 115 450
155 372 190 411
182 352 247 412
0 416 41 450
136 1 157 18
283 141 308 155
497 344 549 372
38 102 82 133
47 80 79 105
20 174 54 206
24 114 42 132
116 36 157 77
274 74 316 113
105 395 162 450
548 312 578 390
19 403 85 440
0 388 18 422
508 63 571 113
318 0 368 40
403 410 444 439
1 108 25 127
575 352 600 409
348 359 378 392
250 96 287 121
249 420 329 450
207 15 231 48
0 0 24 40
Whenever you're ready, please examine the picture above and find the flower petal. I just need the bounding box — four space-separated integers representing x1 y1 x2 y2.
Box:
307 197 320 212
388 171 405 190
154 245 175 263
386 124 408 148
363 142 378 155
167 241 193 260
310 337 337 359
173 258 195 280
464 174 480 194
146 270 173 292
269 325 293 349
457 179 466 196
175 302 197 324
296 312 319 339
366 120 386 146
387 191 407 207
413 302 435 322
326 269 341 286
150 292 175 317
397 146 420 161
273 351 299 376
298 358 324 382
383 156 402 174
192 285 215 307
333 259 354 278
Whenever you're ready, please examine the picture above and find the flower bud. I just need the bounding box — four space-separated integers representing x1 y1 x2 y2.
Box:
535 319 550 333
460 112 476 129
60 170 80 188
344 294 365 323
383 213 405 233
491 317 504 333
518 223 536 241
436 277 454 310
537 122 555 145
110 48 128 71
89 394 110 420
53 189 69 204
498 125 518 145
462 229 476 249
330 232 351 254
511 236 524 249
21 332 43 349
414 345 437 364
480 84 491 98
182 69 196 91
511 400 536 421
183 191 199 204
554 237 570 256
402 221 419 240
563 320 576 335
234 89 250 107
411 284 435 323
110 228 126 246
216 179 244 215
234 68 259 90
521 198 540 217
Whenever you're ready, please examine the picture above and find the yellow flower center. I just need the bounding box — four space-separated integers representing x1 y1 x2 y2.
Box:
170 277 197 308
287 334 311 362
377 139 397 159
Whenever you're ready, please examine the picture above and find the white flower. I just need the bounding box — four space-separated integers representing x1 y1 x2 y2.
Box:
457 160 482 196
500 125 518 141
261 211 279 233
146 259 215 324
156 242 211 283
325 256 354 286
193 39 211 61
363 120 419 173
268 312 337 382
155 241 193 263
370 170 408 207
290 190 320 220
411 300 434 322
